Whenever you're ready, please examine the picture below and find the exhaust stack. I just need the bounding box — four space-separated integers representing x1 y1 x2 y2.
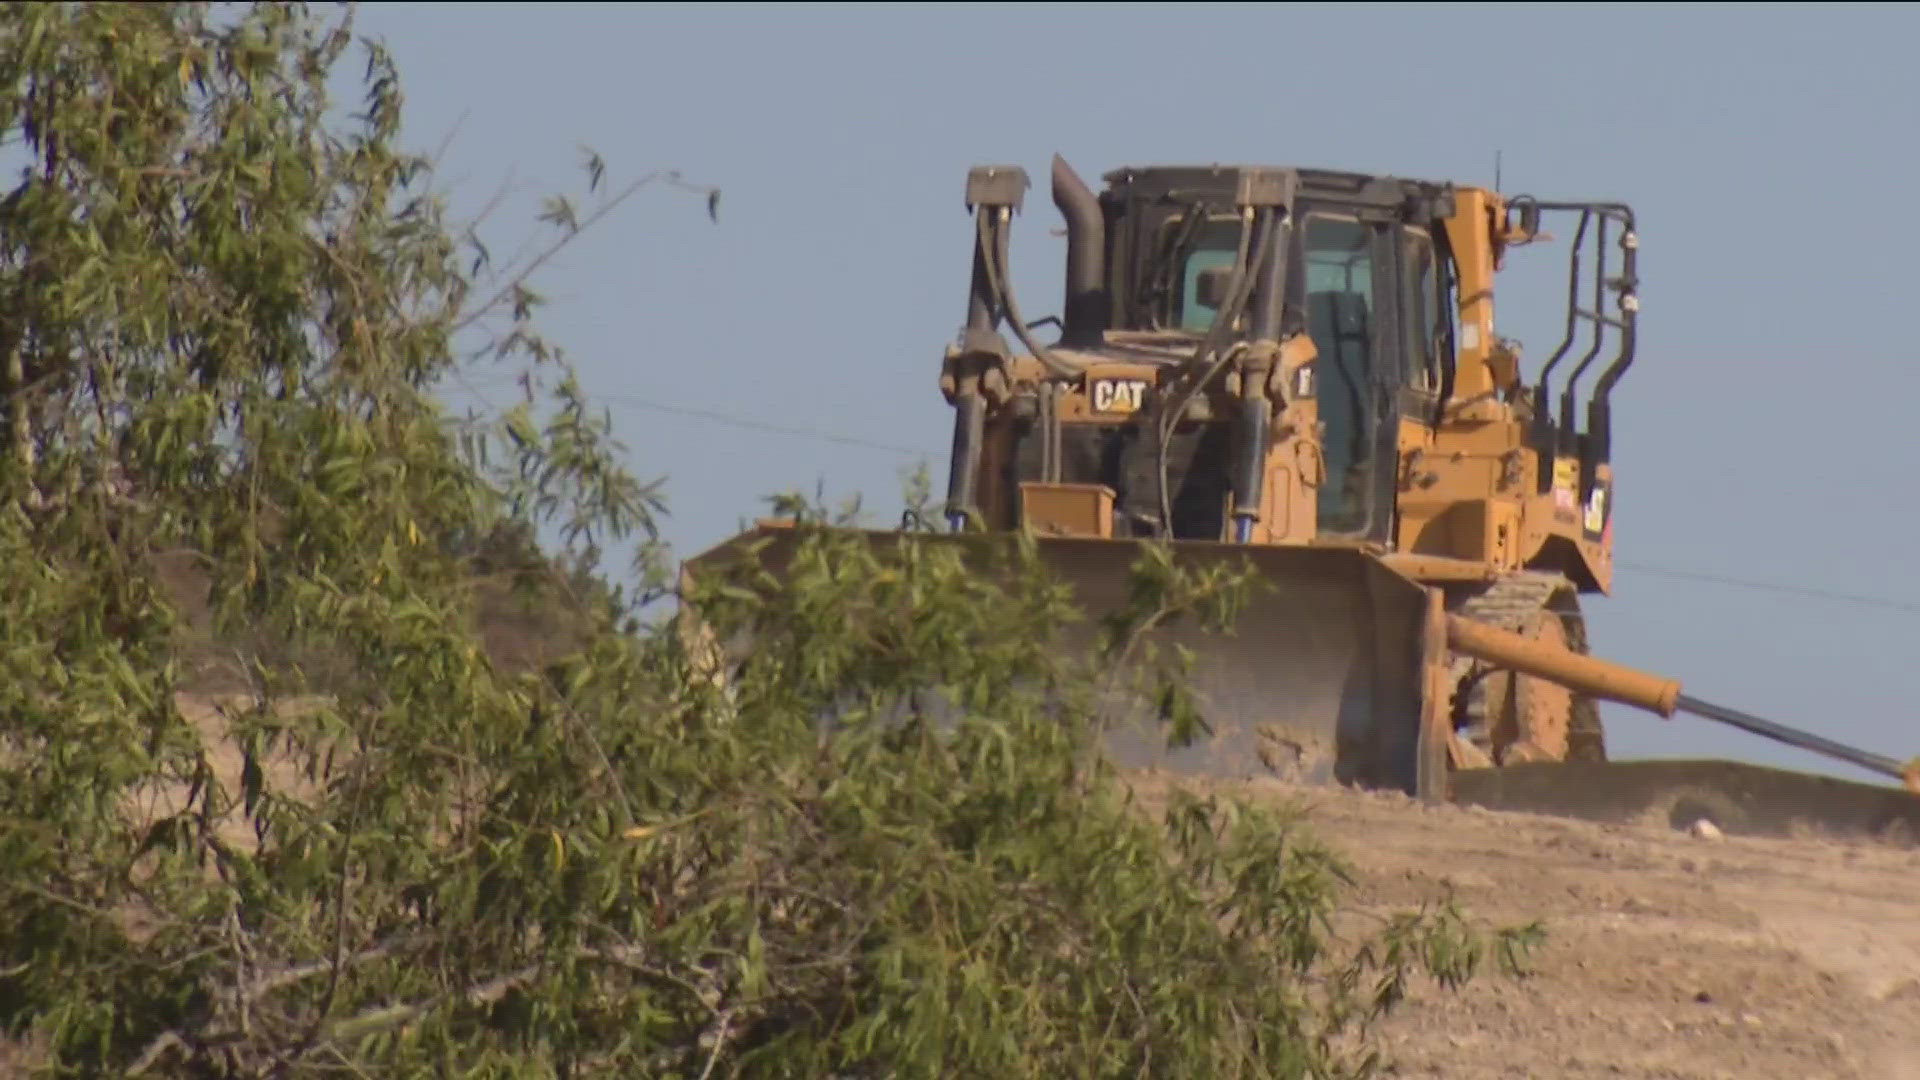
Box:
1051 154 1109 349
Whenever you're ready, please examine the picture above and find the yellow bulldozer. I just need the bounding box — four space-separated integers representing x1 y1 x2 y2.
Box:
686 156 1920 840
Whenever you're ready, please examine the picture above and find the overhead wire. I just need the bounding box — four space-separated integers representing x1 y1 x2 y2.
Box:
1611 561 1920 617
599 395 935 459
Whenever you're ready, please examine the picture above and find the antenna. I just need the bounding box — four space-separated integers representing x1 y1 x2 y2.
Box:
1494 149 1503 193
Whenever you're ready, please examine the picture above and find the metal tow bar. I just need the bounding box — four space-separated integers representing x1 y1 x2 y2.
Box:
1673 695 1920 793
1445 615 1920 794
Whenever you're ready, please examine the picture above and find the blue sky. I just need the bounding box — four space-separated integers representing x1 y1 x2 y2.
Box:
362 2 1920 784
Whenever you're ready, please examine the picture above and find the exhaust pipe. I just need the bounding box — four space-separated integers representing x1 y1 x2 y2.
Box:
1051 154 1109 349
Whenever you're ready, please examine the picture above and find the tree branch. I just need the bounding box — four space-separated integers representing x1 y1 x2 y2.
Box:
124 934 425 1077
323 963 537 1044
265 759 368 1076
697 1009 734 1080
123 1032 186 1077
450 171 716 335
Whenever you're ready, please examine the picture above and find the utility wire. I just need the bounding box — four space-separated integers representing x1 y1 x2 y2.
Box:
580 390 1920 619
1613 562 1920 617
597 393 934 459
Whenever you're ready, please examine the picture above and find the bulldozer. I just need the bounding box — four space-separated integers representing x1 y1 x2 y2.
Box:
684 156 1920 841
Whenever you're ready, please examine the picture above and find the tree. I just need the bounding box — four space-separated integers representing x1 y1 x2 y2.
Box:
0 4 1536 1076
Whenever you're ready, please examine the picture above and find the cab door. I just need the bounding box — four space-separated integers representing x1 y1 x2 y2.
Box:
1301 213 1443 544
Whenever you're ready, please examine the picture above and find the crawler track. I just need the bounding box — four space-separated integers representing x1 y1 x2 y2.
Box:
1447 571 1607 765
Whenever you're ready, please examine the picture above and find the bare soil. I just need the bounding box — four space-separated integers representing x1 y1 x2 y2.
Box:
1130 774 1920 1080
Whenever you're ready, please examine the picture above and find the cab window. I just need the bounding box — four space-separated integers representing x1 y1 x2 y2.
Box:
1403 227 1437 390
1174 217 1245 331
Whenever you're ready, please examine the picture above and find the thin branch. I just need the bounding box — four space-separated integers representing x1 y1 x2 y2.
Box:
427 108 472 174
123 935 423 1078
226 905 255 1041
559 700 637 830
450 171 715 334
240 935 417 1003
323 1042 378 1080
5 878 155 927
697 1009 734 1080
123 1032 186 1077
324 963 538 1043
580 943 722 1008
307 764 367 1038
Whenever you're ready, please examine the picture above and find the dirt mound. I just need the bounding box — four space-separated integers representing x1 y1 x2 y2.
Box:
1132 774 1920 1079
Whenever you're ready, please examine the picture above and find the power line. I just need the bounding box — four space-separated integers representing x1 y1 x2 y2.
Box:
599 394 934 459
1613 561 1920 617
582 391 1920 618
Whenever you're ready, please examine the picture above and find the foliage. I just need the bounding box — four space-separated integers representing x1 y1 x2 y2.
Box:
0 4 1538 1076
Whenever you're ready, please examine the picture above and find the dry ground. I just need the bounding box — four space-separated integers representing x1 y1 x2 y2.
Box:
1127 773 1920 1079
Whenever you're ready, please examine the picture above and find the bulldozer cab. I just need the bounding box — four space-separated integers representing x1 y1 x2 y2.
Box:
919 157 1646 786
1143 196 1438 543
1194 183 1453 542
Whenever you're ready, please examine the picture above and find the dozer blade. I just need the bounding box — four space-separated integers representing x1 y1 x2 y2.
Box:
1017 534 1442 793
681 524 1447 798
683 524 1920 843
1449 759 1920 844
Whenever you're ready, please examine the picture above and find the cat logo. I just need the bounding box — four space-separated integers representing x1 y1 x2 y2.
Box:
1089 377 1149 415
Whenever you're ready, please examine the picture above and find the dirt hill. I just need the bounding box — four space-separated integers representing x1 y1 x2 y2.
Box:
1124 773 1920 1079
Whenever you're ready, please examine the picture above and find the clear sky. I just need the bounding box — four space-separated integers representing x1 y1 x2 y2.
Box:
361 2 1920 785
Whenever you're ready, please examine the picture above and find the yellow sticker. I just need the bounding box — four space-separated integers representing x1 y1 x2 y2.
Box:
1552 458 1578 490
1552 459 1579 514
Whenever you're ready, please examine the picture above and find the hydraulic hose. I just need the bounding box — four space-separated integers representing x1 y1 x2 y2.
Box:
1232 212 1293 542
1230 394 1270 543
983 209 1087 380
943 390 985 531
1154 208 1279 535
